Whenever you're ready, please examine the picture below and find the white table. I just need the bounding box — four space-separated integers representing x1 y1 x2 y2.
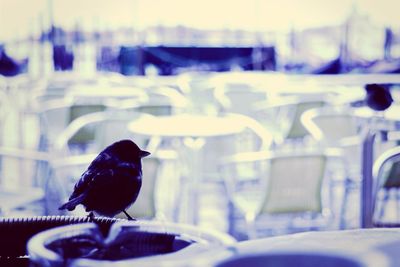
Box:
128 114 245 138
230 228 400 267
128 114 247 224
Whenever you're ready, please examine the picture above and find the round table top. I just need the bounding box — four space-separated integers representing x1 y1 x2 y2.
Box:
128 114 246 138
231 228 400 267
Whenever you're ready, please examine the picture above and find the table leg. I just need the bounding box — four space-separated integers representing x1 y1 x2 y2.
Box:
183 137 205 225
361 130 377 228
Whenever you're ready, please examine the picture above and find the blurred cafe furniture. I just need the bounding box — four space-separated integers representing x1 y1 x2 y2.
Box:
49 109 170 219
0 146 50 216
128 113 272 225
301 103 400 229
353 104 400 228
33 82 148 151
35 98 108 151
254 94 330 146
219 148 342 240
176 71 220 114
133 85 189 116
223 228 398 267
243 81 367 148
213 81 268 117
301 105 366 228
373 146 400 226
1 75 48 150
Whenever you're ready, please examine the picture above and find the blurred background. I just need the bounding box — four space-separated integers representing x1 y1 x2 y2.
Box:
2 0 400 76
0 0 400 241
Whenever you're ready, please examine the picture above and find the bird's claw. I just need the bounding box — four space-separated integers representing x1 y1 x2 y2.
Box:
87 211 95 222
123 210 136 221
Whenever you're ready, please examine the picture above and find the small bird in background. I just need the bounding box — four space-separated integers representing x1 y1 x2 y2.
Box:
59 139 150 220
365 83 393 111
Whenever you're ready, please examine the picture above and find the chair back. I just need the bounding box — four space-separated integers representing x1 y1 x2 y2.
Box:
136 86 189 116
219 149 340 236
261 154 327 214
285 100 326 140
214 83 268 116
374 146 400 190
372 146 400 225
200 113 273 181
301 106 363 145
37 98 107 150
53 110 150 154
302 105 367 178
254 96 328 145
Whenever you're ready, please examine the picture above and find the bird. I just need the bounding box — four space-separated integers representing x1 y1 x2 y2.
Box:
59 139 150 220
365 83 393 112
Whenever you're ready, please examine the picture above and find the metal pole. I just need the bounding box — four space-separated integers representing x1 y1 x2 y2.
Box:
361 129 377 228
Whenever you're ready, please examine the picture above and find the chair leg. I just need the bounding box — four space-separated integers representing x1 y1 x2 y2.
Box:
339 178 351 229
378 190 390 221
396 189 400 221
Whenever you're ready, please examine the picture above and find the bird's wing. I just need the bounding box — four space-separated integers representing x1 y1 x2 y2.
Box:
68 151 118 200
85 162 140 194
70 154 141 202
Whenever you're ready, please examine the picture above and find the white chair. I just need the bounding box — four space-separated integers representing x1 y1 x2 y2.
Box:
214 82 268 117
135 86 189 116
190 113 273 183
35 98 109 151
176 71 220 114
301 105 365 176
301 105 366 229
219 148 341 239
254 95 329 146
0 146 50 216
372 146 400 227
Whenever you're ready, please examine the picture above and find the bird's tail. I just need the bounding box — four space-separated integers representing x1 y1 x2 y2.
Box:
58 195 85 211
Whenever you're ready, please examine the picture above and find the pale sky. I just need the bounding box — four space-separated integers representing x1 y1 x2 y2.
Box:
1 0 399 42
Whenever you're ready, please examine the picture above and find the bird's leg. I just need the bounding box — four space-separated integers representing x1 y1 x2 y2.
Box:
123 210 135 221
87 211 95 221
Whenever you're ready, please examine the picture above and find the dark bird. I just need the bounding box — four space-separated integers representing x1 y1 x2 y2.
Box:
365 83 393 111
59 139 150 220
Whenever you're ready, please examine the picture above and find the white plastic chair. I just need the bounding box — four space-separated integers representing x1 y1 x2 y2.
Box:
372 146 400 227
214 82 268 117
0 146 50 216
301 105 369 229
219 148 341 239
176 71 220 114
135 85 189 116
254 95 329 146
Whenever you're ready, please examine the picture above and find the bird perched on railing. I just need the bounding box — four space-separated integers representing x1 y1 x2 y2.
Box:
365 83 393 111
59 139 150 220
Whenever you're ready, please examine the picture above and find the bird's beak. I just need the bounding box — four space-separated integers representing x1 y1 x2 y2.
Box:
140 150 151 158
